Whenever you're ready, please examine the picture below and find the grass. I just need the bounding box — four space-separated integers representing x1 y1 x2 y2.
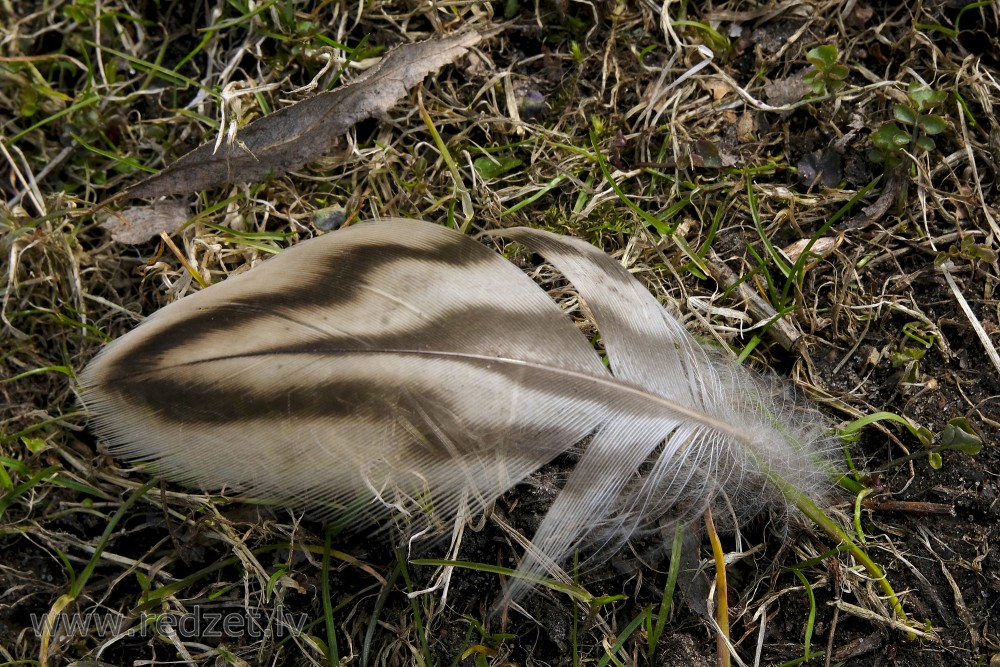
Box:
2 1 999 665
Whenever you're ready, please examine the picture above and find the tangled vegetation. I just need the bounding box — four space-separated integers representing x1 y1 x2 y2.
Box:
2 1 998 665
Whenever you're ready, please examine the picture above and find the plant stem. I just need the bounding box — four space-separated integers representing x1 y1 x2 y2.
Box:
705 506 731 667
774 476 913 637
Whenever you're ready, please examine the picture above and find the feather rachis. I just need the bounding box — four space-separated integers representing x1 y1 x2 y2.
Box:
80 218 834 595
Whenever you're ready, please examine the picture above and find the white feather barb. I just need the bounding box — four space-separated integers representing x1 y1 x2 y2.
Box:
79 218 834 592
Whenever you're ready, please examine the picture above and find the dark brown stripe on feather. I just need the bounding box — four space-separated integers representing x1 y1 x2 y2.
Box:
93 235 505 379
106 374 443 424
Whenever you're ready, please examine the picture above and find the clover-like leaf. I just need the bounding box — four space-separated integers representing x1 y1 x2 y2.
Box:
907 83 948 112
829 64 850 81
918 114 947 135
893 104 917 125
806 44 839 69
872 123 910 151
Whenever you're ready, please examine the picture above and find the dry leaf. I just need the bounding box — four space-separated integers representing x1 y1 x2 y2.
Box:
705 80 731 101
108 30 489 203
845 3 874 28
763 75 810 107
782 236 841 263
736 110 756 142
97 201 190 244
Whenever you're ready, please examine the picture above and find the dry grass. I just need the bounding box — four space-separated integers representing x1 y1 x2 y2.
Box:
2 1 999 665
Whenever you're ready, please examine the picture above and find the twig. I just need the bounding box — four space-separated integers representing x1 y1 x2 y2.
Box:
706 250 801 351
842 168 905 230
941 266 1000 376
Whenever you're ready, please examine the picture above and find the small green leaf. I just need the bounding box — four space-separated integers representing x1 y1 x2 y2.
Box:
918 114 947 135
907 82 948 111
928 451 943 470
894 104 917 125
967 241 998 263
914 135 936 152
473 156 523 180
892 348 926 366
828 64 850 81
21 437 48 454
806 44 839 69
939 417 983 455
893 131 912 148
19 91 40 118
871 123 909 151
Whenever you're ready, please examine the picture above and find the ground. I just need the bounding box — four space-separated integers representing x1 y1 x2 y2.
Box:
1 1 999 666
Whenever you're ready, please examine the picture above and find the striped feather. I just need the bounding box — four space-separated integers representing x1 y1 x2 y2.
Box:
79 218 833 592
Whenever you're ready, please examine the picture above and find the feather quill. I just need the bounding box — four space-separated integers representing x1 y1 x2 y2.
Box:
79 218 833 592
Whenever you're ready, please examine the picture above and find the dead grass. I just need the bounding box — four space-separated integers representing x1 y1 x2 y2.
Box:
2 0 999 665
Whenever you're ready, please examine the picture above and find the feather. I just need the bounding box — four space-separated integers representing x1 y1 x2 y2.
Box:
79 218 833 592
